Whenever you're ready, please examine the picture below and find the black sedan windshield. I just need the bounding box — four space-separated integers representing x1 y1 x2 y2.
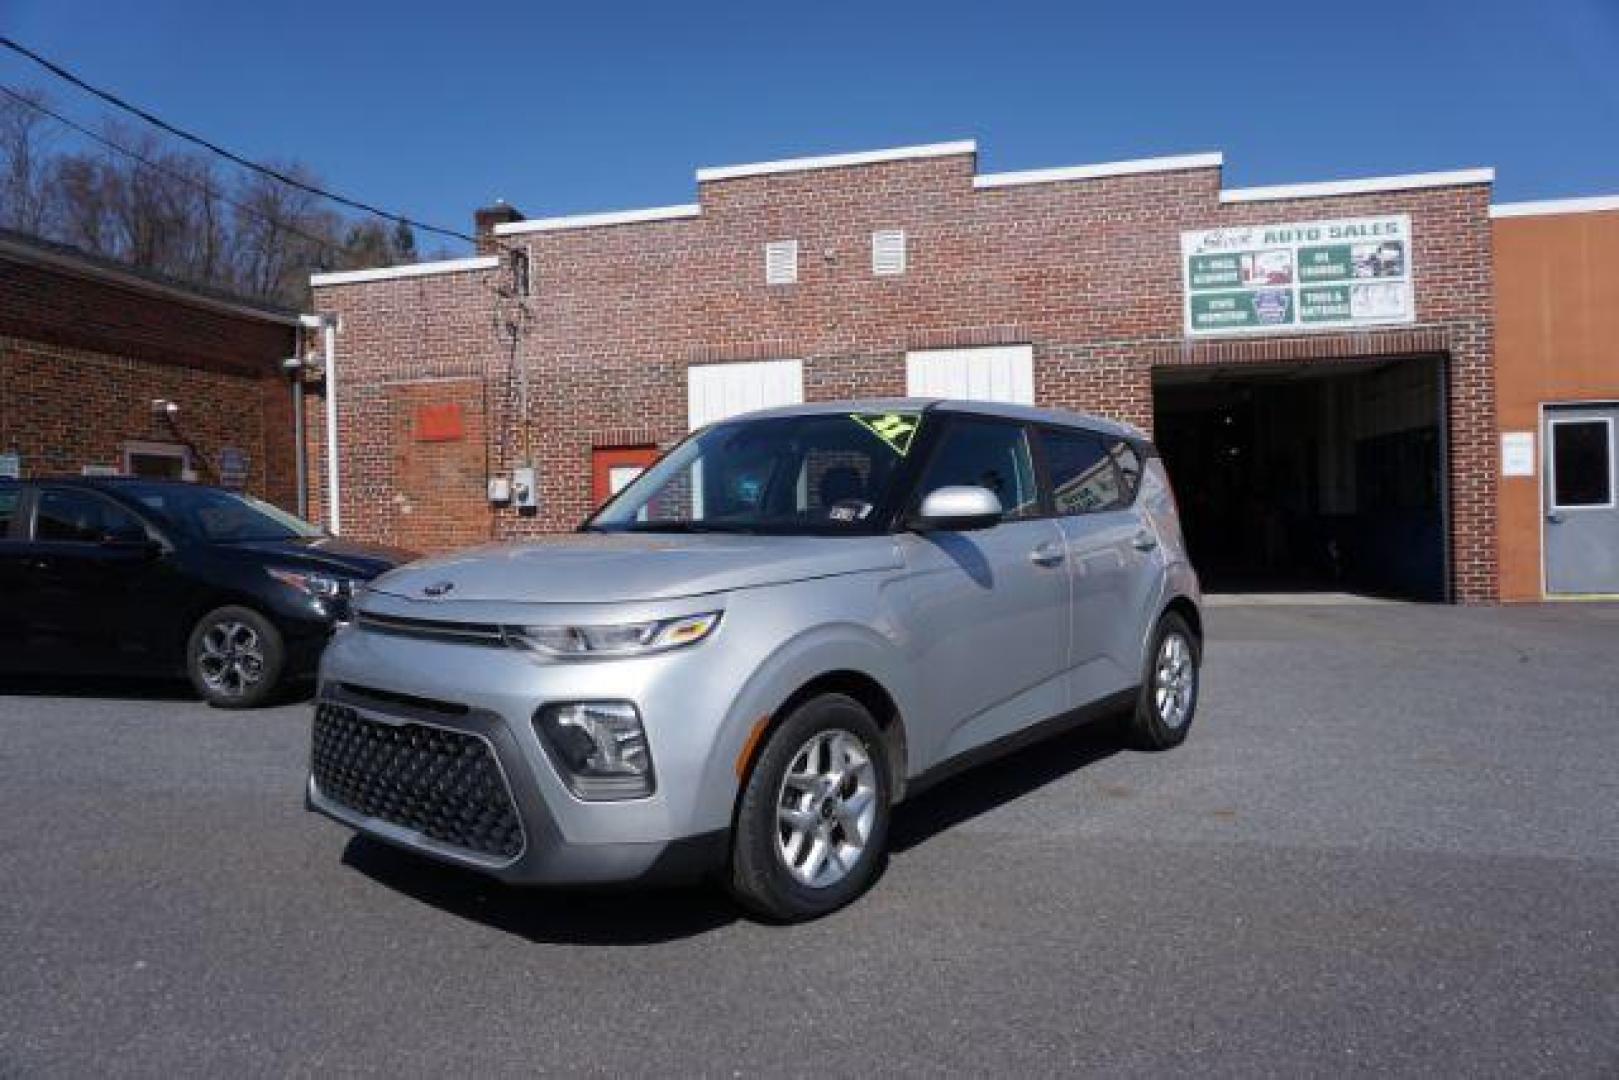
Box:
122 483 324 543
588 412 923 534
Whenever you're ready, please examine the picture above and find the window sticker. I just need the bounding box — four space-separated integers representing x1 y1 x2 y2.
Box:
851 413 920 456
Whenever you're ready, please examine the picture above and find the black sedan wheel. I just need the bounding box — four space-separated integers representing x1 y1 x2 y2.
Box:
186 605 285 709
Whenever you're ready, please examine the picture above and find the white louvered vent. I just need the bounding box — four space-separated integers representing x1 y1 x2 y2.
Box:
906 346 1034 405
872 229 906 276
688 359 804 429
764 240 798 285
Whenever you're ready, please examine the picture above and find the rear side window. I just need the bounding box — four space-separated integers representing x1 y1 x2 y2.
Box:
915 419 1040 521
1042 428 1130 513
0 486 17 537
33 489 147 543
1107 438 1143 504
1042 430 1120 514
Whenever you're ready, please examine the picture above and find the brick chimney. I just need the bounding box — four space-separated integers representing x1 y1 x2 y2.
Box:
474 201 524 253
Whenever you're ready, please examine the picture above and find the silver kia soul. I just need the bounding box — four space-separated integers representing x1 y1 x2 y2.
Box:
308 400 1201 920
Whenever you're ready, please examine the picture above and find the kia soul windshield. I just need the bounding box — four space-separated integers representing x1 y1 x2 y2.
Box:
589 412 923 534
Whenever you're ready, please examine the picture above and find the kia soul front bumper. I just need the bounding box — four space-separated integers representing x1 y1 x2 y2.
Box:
304 605 742 886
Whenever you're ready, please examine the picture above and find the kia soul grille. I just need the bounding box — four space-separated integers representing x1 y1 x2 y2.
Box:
311 703 523 861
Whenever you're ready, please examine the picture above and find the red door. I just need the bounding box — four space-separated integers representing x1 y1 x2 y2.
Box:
591 446 661 506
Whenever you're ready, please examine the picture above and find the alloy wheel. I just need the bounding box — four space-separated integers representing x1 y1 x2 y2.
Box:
774 729 878 889
1154 631 1195 729
197 620 266 698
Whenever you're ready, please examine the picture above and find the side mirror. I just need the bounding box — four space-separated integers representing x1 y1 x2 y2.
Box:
913 485 1003 532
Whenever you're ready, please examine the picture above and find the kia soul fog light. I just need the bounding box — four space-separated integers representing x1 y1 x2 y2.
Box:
534 702 654 800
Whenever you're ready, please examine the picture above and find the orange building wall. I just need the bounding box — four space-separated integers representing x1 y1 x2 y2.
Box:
1493 208 1619 600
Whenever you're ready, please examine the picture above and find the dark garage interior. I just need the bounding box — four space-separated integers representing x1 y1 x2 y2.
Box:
1153 357 1447 601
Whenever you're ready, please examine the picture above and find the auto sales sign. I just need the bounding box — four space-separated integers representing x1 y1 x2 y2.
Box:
1181 215 1413 336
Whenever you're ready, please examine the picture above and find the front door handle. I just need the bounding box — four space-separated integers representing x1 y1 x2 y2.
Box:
1029 542 1066 568
1132 531 1159 552
1546 511 1564 525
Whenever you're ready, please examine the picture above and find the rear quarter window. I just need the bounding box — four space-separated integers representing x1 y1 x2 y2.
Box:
1043 428 1125 513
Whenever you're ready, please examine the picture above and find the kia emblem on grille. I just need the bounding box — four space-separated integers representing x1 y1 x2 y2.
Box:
422 581 455 598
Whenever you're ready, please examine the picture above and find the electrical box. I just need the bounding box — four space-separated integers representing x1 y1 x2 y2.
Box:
512 466 538 512
487 476 511 504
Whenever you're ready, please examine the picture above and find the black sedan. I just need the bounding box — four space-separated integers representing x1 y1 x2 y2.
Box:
0 477 412 707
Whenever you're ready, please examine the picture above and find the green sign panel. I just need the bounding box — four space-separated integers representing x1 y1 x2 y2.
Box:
1189 290 1294 331
1297 244 1353 282
1300 286 1353 322
1188 254 1243 289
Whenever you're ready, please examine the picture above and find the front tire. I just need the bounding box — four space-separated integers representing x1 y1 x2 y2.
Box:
186 605 285 709
729 694 891 922
1122 611 1201 750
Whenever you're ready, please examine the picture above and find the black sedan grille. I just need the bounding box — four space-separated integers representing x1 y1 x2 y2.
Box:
311 703 523 862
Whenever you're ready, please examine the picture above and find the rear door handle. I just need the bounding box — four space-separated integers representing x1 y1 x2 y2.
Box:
1546 512 1564 525
1132 531 1159 552
1029 542 1066 568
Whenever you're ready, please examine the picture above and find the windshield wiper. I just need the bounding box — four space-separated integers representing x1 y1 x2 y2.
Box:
617 521 760 534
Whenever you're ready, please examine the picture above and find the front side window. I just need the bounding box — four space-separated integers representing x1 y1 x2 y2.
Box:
34 489 148 543
589 412 922 534
913 418 1039 521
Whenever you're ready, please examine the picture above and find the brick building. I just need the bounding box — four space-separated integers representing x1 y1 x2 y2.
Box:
0 228 304 509
312 141 1504 601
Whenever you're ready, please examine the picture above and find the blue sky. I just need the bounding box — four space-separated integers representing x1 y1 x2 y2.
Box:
5 0 1618 253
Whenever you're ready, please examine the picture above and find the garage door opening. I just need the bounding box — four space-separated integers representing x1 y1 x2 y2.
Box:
1153 356 1447 601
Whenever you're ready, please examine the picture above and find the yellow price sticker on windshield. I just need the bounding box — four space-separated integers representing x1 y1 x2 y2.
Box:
851 413 920 456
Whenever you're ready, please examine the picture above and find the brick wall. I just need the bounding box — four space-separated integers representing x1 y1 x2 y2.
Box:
0 252 301 510
313 150 1497 600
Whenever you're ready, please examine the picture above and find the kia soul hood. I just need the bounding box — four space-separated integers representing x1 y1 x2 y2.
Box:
366 532 902 604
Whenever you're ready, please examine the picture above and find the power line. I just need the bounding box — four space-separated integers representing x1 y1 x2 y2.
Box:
0 35 480 247
0 83 356 263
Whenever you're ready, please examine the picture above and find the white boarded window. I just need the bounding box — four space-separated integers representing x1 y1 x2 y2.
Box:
764 240 798 285
688 359 804 429
872 229 906 276
906 345 1034 405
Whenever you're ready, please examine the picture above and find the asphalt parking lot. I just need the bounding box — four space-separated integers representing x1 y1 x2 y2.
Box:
2 602 1617 1077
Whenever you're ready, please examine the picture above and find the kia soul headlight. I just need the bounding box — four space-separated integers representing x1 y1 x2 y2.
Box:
503 612 720 659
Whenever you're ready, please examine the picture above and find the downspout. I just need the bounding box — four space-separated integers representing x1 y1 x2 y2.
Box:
291 318 312 519
321 315 341 535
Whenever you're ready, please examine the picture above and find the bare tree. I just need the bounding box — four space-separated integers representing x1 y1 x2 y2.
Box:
0 88 55 233
1 83 430 308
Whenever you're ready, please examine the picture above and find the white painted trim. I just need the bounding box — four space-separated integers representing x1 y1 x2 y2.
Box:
973 151 1223 189
309 256 499 287
1219 168 1494 204
1491 194 1619 219
697 140 976 182
494 203 702 235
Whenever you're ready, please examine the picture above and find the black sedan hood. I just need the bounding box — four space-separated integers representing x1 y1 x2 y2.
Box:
213 536 415 579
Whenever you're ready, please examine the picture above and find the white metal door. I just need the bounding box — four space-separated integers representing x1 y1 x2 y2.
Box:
687 359 804 429
905 346 1034 404
1544 404 1619 594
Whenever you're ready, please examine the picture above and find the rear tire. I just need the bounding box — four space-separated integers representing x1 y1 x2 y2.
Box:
729 693 891 922
186 605 285 709
1121 611 1200 750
